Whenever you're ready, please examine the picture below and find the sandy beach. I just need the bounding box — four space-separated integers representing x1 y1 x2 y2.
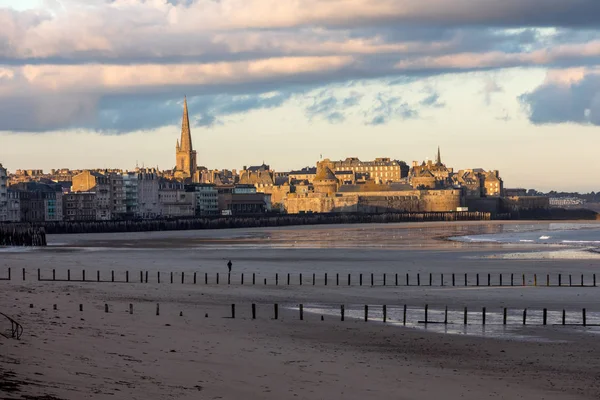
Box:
2 220 600 399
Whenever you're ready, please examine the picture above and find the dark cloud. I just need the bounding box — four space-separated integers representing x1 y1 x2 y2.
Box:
519 73 600 125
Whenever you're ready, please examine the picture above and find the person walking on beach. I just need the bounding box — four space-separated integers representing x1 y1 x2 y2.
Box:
227 260 232 273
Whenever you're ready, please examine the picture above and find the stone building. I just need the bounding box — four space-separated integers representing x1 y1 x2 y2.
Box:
312 164 339 195
63 192 96 221
0 164 7 221
9 182 63 222
320 157 409 183
238 164 290 209
72 171 112 220
289 167 317 184
158 179 195 218
5 190 20 222
410 148 453 189
174 97 198 182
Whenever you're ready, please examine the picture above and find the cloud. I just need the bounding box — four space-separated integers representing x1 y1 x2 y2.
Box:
519 69 600 125
305 90 364 123
365 94 419 126
1 1 600 133
481 78 503 105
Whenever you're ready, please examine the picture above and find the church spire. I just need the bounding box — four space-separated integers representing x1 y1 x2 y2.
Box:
436 146 442 166
180 96 192 151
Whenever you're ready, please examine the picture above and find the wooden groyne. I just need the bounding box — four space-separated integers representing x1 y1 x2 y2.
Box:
0 225 46 246
39 211 491 234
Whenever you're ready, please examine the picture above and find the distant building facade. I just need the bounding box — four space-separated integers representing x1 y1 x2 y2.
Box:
63 192 96 221
158 180 195 218
320 157 409 184
0 164 7 221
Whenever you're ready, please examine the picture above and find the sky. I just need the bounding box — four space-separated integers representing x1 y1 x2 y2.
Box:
0 1 599 192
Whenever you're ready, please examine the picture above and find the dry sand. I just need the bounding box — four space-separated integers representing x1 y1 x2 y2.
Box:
2 221 600 399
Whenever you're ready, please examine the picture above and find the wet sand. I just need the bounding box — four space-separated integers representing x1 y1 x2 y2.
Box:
2 221 600 399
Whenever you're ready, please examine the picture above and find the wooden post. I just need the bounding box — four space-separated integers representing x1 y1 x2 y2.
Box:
82 270 86 282
194 272 197 284
476 273 479 286
231 304 235 319
569 274 572 287
205 272 208 285
360 274 363 286
7 268 10 281
464 307 468 325
156 303 160 316
336 273 339 286
500 274 503 286
276 273 278 286
299 273 302 285
53 269 55 281
510 273 513 286
324 273 327 286
522 274 525 286
546 274 550 287
341 305 345 321
37 268 40 281
287 273 290 285
559 274 562 286
104 304 109 313
503 308 507 325
97 270 100 282
241 273 244 285
364 305 368 322
562 309 566 325
424 304 428 324
482 307 486 325
348 273 351 286
299 304 304 320
79 304 83 312
487 273 490 286
594 274 597 287
253 273 256 285
22 268 25 281
403 305 407 325
429 273 432 286
464 273 467 286
158 271 161 284
543 308 547 325
395 273 398 286
252 303 256 319
264 278 267 285
441 273 444 287
68 269 71 281
129 304 133 315
406 273 410 286
182 272 185 284
145 271 148 283
273 304 279 320
371 273 374 286
534 274 537 286
444 306 448 324
583 308 587 327
126 271 129 283
581 274 584 287
383 273 386 286
170 272 173 284
417 273 420 286
522 308 527 325
140 271 143 283
53 304 57 310
452 273 455 286
312 273 315 285
216 273 219 285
